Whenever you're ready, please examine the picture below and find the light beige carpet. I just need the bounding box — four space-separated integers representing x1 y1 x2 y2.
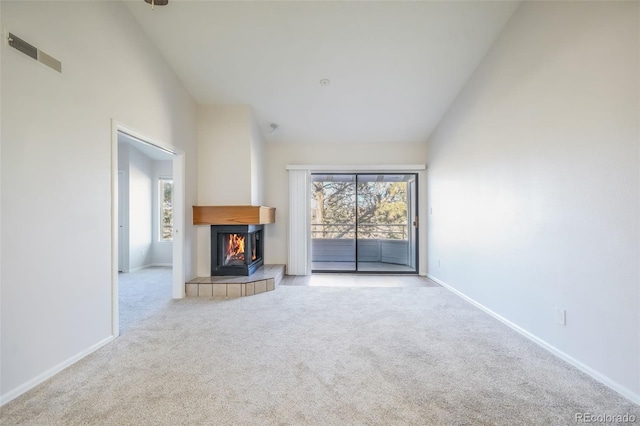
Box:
1 283 638 425
118 266 174 334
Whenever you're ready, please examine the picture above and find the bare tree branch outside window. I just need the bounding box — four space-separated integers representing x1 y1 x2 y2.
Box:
311 179 408 240
159 178 173 241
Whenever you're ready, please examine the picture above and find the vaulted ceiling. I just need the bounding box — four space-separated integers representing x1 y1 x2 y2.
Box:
125 1 519 144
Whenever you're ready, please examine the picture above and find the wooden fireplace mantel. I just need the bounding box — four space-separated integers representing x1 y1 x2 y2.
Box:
193 206 276 225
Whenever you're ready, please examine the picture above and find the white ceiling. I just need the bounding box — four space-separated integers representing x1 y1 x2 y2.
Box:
125 0 519 144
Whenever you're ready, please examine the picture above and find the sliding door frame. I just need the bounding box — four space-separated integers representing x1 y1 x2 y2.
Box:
286 164 426 276
310 173 357 273
310 172 419 275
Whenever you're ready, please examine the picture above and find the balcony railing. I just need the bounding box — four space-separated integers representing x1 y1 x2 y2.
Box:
311 223 408 240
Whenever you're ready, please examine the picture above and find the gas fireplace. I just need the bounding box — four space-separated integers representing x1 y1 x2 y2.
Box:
211 225 264 276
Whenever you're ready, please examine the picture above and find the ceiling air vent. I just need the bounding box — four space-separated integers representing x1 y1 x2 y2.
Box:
7 32 62 73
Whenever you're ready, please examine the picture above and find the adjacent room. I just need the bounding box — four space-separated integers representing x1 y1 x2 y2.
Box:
117 131 175 334
1 0 638 424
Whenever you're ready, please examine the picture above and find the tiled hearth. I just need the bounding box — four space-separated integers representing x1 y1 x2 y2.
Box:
185 264 285 298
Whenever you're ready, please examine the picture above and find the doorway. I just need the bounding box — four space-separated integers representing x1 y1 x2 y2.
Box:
310 173 418 274
111 122 185 338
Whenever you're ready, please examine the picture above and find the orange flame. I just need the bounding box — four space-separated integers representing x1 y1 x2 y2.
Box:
251 233 257 261
225 234 245 264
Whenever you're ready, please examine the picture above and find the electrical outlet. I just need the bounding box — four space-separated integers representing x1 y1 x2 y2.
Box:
430 207 433 215
555 307 566 326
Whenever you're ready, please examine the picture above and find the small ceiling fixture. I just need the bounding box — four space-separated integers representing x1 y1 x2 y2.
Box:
319 79 330 86
144 0 168 9
269 123 279 135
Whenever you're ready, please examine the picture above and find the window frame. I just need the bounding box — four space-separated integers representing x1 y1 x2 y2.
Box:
158 177 174 242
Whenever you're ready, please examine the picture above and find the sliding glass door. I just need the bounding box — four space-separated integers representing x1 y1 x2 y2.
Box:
356 174 416 272
310 174 357 272
311 173 418 274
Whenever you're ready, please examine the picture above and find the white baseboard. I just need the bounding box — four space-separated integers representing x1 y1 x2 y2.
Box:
427 274 640 405
128 264 172 272
0 335 115 406
128 264 150 272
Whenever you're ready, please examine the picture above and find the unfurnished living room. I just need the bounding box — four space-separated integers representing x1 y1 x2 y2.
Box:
1 0 639 424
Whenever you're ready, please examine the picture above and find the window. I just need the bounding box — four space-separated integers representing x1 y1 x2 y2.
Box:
159 178 173 241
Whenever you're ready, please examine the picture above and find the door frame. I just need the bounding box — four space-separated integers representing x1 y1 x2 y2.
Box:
287 164 426 276
110 120 185 338
117 170 128 273
310 172 419 274
408 176 417 270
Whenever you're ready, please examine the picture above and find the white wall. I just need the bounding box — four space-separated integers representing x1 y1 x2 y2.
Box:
127 145 154 270
264 142 428 271
119 148 173 269
117 144 131 272
197 105 253 205
426 1 639 401
0 1 198 403
152 160 173 266
0 3 3 378
250 115 265 206
196 105 266 276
